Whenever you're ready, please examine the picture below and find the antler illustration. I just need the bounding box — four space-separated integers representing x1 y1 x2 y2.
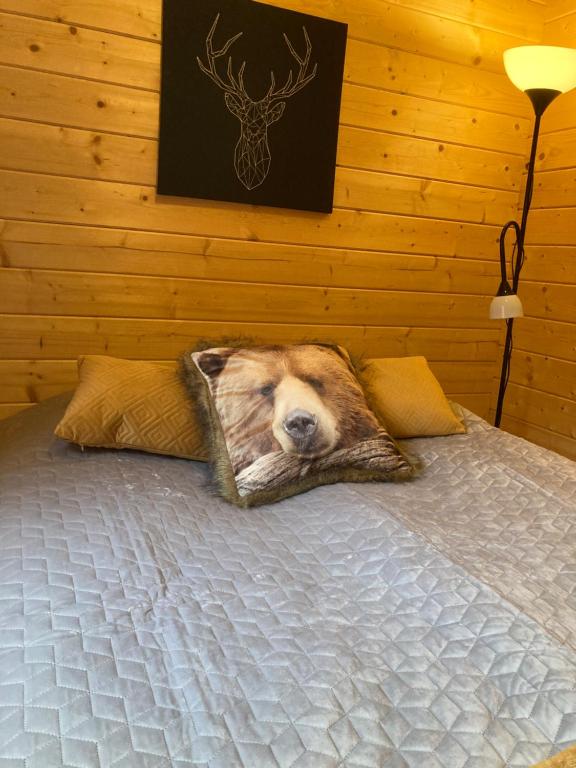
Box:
196 14 318 190
266 28 318 102
196 13 247 97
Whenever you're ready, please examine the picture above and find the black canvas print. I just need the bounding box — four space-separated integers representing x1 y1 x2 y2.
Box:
158 0 347 212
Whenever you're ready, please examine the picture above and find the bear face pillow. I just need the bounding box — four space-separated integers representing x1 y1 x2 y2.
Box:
181 343 416 507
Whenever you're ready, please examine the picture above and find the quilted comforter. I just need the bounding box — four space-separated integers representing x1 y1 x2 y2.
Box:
1 395 576 767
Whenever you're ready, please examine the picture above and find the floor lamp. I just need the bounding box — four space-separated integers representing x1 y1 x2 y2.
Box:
491 45 576 428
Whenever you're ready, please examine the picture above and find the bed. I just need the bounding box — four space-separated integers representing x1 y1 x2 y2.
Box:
1 393 575 767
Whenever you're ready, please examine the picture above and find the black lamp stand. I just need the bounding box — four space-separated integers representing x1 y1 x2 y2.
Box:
493 87 560 428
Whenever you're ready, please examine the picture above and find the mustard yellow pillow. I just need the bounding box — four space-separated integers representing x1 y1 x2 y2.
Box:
55 356 208 460
359 356 466 438
531 745 576 768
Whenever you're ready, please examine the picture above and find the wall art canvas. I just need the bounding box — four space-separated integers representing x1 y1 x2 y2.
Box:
158 0 347 213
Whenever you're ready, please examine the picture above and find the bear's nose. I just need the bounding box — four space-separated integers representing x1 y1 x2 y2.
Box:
283 410 317 439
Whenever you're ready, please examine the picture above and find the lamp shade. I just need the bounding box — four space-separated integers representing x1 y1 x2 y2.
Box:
503 46 576 94
489 294 524 320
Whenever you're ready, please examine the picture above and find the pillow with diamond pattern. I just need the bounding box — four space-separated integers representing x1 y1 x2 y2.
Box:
55 355 207 460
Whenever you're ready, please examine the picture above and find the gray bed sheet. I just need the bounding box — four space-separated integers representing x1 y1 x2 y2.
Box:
1 395 575 768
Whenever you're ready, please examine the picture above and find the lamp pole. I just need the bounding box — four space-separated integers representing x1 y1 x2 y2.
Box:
493 88 560 428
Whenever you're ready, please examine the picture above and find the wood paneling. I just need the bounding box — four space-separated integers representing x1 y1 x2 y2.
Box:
0 358 495 404
0 359 77 401
346 40 530 116
0 0 540 424
0 268 496 326
0 0 542 67
519 281 576 324
543 8 576 45
493 1 576 461
522 87 576 134
509 350 576 401
519 210 576 247
533 169 576 208
0 11 160 88
0 316 500 361
0 6 532 142
0 0 162 41
0 65 159 137
0 8 533 140
340 84 530 153
454 393 492 418
536 127 576 172
338 127 523 186
0 117 524 191
254 0 542 71
513 317 576 363
0 227 502 295
501 383 576 440
0 170 505 257
544 0 575 21
523 246 576 284
500 415 576 461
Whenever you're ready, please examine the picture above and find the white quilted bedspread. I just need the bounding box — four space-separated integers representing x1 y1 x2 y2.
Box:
1 396 575 767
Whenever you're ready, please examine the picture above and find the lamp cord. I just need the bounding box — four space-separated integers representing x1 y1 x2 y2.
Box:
503 319 513 397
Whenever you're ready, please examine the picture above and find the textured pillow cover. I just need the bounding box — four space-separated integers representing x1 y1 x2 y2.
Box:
532 745 576 768
360 356 466 438
55 355 208 460
182 343 416 507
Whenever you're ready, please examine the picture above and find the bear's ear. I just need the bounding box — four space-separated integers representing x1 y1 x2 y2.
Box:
195 349 234 379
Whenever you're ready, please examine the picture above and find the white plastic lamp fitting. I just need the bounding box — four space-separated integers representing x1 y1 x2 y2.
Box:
489 294 524 320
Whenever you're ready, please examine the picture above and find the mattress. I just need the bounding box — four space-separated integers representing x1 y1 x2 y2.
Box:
1 395 576 767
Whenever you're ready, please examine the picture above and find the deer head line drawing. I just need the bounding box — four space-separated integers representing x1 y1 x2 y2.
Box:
197 13 318 190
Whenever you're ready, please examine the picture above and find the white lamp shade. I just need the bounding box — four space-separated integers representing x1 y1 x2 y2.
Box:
504 46 576 94
490 294 524 320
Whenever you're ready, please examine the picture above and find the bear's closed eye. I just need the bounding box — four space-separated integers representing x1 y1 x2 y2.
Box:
260 383 275 397
305 377 324 392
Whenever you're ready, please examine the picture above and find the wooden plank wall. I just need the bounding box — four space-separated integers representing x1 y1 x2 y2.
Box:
0 0 540 422
496 0 576 460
